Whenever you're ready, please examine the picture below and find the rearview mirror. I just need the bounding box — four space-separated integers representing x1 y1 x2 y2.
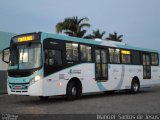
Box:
2 47 10 64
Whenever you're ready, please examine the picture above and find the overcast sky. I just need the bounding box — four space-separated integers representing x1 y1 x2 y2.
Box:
0 0 160 51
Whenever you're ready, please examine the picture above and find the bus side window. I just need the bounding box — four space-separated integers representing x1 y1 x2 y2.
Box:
80 45 92 61
109 48 120 63
121 50 131 64
131 51 141 65
151 53 159 65
66 43 78 61
45 49 62 66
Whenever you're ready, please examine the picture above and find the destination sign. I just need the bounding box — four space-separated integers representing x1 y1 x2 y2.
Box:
12 33 39 43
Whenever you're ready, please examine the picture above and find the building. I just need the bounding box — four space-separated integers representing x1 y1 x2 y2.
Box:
0 31 16 93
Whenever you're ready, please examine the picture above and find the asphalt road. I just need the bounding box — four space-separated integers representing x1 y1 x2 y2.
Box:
0 87 160 120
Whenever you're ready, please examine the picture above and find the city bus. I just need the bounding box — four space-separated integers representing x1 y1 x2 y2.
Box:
2 32 160 100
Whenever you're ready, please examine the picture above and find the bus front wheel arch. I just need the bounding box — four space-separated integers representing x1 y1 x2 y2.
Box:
66 78 82 101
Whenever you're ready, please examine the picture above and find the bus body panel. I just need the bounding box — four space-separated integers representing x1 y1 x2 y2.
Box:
7 63 160 96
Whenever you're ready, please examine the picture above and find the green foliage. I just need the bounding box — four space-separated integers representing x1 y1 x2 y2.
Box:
85 29 106 39
56 16 123 42
56 16 90 38
105 32 123 42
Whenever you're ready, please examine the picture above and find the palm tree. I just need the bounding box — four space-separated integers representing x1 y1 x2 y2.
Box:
85 29 106 39
56 16 90 38
106 32 123 42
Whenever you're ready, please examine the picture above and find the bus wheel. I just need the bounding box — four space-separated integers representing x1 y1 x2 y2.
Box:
67 82 78 101
104 90 115 94
39 96 49 100
130 79 140 94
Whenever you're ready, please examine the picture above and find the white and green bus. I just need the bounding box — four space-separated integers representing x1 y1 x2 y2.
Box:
2 32 160 100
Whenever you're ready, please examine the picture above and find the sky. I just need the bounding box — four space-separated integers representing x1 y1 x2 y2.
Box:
0 0 160 51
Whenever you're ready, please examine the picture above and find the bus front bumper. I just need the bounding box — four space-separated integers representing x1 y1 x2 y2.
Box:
7 80 44 96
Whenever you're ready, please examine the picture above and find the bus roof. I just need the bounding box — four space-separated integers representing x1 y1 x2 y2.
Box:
15 32 157 53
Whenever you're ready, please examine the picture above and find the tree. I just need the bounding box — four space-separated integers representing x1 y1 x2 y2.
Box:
106 32 123 42
85 29 106 39
56 16 90 38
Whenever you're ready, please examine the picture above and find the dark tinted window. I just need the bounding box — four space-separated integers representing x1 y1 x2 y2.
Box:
101 50 107 78
151 53 159 65
45 49 62 66
95 50 101 78
95 49 108 80
132 51 141 65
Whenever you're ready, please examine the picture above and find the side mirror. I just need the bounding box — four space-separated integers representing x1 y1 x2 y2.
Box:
2 47 10 64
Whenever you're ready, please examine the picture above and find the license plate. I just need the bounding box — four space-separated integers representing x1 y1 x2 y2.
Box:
14 85 22 89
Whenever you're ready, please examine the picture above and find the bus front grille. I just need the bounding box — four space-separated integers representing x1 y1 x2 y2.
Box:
9 83 29 91
11 90 28 93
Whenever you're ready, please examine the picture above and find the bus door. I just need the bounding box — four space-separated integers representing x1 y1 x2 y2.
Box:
43 39 65 76
142 53 151 79
95 49 108 80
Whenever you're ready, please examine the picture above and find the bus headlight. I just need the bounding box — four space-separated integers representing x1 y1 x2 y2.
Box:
35 75 41 81
30 75 41 84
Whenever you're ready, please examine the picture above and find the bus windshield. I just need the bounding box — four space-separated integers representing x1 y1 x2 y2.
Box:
9 43 42 70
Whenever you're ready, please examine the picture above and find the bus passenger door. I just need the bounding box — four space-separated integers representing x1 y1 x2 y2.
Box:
95 49 108 81
142 53 151 79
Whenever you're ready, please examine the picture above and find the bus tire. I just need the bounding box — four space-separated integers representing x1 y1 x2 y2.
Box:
104 90 115 94
39 96 49 100
66 82 78 101
130 79 140 94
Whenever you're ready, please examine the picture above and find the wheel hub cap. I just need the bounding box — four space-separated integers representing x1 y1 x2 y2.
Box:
133 83 138 92
72 87 77 96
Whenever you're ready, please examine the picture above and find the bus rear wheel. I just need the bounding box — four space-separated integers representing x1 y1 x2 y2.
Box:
66 82 78 101
130 79 140 94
